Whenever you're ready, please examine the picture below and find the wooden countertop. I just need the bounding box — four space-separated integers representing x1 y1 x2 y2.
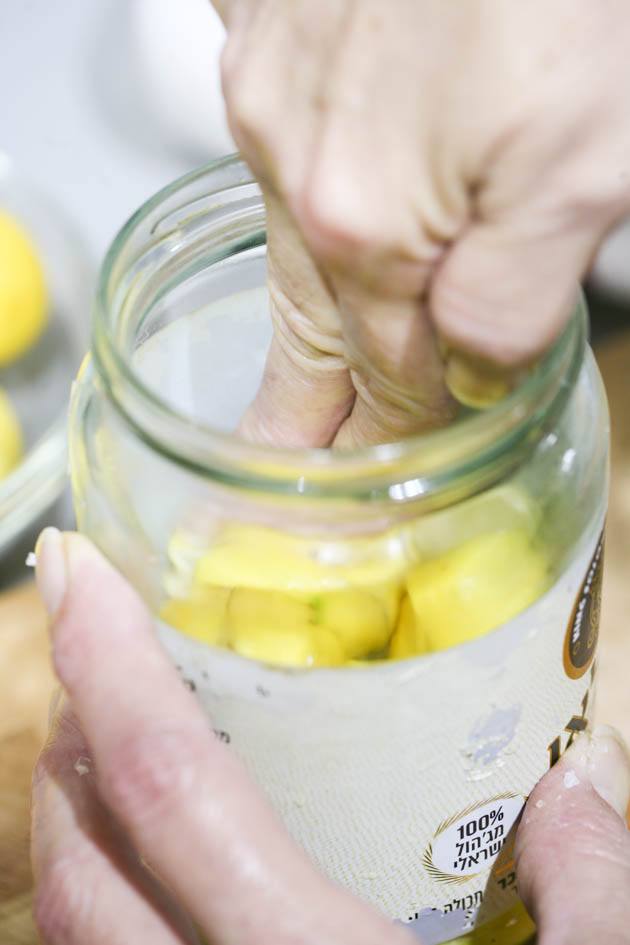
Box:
1 334 630 944
0 582 52 944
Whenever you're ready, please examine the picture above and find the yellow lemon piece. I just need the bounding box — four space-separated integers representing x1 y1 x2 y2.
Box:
316 589 393 659
406 529 548 652
195 523 406 593
230 623 345 667
366 581 402 627
228 588 313 633
190 524 406 665
196 526 324 591
388 595 429 660
227 590 345 667
0 388 23 478
160 588 230 645
409 483 540 560
0 211 48 365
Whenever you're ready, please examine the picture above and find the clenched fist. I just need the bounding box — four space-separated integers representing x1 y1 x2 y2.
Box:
213 0 630 446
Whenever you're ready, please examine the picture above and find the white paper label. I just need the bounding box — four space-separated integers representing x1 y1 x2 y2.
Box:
158 519 604 943
429 795 524 878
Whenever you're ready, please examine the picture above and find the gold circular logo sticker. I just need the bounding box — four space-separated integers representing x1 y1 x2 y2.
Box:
563 533 604 680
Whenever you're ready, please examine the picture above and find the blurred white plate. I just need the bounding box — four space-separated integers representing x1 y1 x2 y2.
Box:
131 0 234 160
0 154 92 558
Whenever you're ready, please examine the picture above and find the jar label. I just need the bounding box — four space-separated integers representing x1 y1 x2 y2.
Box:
563 532 604 680
158 519 604 943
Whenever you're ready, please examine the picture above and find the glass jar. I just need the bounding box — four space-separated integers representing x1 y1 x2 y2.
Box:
69 156 609 945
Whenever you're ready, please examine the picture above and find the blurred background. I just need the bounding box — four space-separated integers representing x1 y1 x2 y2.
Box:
1 3 630 942
5 0 232 259
0 0 234 585
3 0 630 581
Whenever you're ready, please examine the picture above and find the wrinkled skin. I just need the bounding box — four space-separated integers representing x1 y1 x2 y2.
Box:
213 0 630 447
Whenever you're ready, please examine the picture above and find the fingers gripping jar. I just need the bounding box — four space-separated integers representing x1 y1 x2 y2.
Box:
69 157 608 945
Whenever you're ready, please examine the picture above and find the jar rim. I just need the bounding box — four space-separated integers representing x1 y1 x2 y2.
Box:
93 154 587 502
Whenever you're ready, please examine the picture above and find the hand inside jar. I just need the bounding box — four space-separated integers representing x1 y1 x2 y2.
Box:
213 1 630 449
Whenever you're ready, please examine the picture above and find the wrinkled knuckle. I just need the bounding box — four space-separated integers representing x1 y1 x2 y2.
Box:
101 727 205 827
222 69 269 143
564 174 630 221
299 181 377 262
34 856 94 944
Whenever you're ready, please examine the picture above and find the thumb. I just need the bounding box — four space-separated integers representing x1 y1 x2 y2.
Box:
515 725 630 945
431 217 604 372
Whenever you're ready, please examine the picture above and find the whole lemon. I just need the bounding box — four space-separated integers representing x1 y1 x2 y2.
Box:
0 388 23 478
0 211 48 365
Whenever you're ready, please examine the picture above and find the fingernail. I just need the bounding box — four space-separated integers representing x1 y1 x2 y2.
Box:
443 350 523 409
35 527 67 617
566 725 630 820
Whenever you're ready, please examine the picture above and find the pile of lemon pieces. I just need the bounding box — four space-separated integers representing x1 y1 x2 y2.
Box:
162 488 549 666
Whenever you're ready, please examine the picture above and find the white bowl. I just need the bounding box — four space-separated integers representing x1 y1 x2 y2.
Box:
0 154 92 563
